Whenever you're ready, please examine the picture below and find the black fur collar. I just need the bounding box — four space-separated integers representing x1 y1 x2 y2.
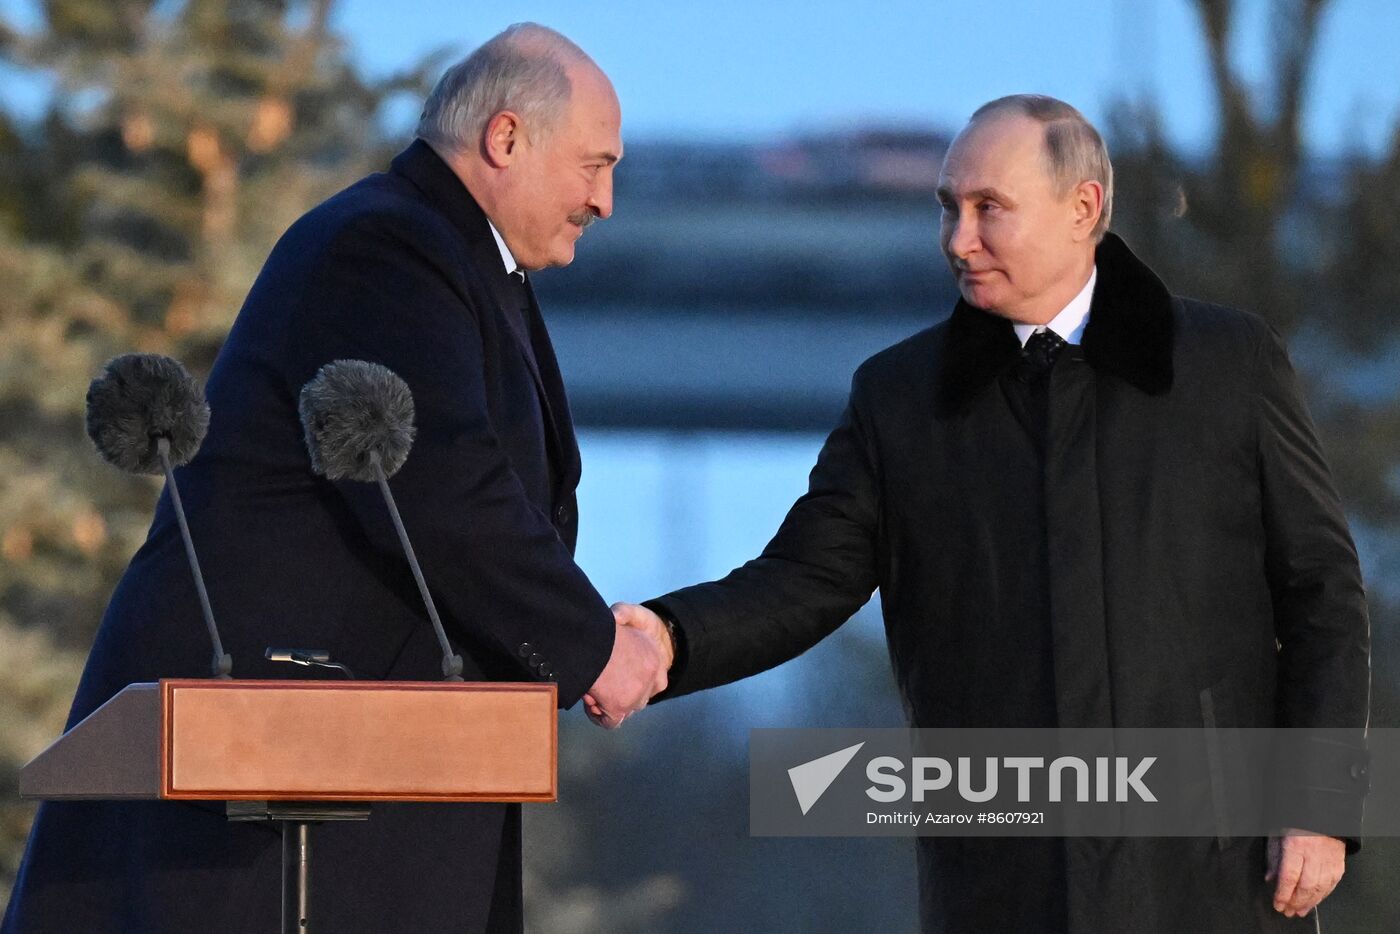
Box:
936 233 1175 414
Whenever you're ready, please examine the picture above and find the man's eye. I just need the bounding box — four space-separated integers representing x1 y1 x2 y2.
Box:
978 201 999 213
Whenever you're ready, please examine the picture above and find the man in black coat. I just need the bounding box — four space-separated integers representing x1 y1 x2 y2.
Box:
611 95 1370 933
4 23 668 934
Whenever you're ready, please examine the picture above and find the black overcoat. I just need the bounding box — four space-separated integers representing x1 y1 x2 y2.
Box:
652 235 1370 934
2 141 615 934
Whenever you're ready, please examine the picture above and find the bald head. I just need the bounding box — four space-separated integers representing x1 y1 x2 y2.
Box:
416 22 606 152
967 94 1113 241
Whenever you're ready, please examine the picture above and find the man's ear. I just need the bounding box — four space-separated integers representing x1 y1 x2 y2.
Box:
482 111 523 168
1070 179 1104 242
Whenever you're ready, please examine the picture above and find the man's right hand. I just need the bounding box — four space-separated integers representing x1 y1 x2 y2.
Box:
610 602 675 669
582 608 669 729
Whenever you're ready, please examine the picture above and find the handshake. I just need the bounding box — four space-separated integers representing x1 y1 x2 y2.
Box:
582 602 673 729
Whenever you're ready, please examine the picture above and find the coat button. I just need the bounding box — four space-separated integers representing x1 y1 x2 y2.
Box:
537 662 554 678
528 653 544 669
554 504 570 526
1350 763 1368 780
517 643 534 658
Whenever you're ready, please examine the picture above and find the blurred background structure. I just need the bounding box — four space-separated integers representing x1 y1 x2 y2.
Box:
1 1 1398 930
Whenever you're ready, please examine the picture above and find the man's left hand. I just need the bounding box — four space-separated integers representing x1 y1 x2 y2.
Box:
1266 829 1346 917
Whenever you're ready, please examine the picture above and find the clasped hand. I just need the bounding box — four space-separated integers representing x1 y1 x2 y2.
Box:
582 602 674 728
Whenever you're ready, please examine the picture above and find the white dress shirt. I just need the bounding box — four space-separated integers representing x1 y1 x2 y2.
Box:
486 220 524 280
1013 266 1097 347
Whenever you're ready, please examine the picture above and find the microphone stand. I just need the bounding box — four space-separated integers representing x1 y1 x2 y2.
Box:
370 450 464 681
157 436 233 679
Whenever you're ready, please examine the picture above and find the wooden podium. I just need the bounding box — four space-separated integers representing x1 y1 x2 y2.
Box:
20 678 558 932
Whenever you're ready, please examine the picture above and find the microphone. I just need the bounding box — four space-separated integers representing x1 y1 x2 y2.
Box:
85 353 232 678
298 360 465 681
264 648 356 680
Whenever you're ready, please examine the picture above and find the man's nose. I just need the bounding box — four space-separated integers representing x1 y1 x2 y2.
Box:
946 215 978 260
588 172 613 220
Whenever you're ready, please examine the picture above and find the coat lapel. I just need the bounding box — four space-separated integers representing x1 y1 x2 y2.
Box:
936 233 1175 416
1080 233 1175 395
522 280 582 492
389 141 576 493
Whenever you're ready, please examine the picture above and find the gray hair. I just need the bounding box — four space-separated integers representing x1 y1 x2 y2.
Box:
970 94 1114 241
416 23 593 152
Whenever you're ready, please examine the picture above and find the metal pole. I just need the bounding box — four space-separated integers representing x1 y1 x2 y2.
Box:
372 452 463 680
282 821 311 933
158 437 232 678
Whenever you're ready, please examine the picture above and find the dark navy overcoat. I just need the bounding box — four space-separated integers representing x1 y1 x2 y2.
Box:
4 141 615 934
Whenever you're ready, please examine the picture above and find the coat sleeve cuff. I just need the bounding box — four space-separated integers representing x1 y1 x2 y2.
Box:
643 595 698 702
1270 733 1369 850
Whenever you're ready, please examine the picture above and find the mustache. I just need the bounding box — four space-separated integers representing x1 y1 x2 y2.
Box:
569 210 598 229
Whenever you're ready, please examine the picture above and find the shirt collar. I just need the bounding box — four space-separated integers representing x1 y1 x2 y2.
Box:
1013 265 1097 347
486 219 524 280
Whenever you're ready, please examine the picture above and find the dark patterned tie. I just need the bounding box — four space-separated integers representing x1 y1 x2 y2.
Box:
1021 327 1067 375
1007 327 1066 454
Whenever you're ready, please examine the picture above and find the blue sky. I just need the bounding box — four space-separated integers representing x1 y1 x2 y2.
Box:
330 0 1400 155
2 1 1397 155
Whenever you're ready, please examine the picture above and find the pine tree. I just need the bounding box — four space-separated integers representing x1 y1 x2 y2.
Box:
0 0 436 898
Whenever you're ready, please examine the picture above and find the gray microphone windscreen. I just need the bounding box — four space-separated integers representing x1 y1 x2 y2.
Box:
85 354 210 474
299 360 416 482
